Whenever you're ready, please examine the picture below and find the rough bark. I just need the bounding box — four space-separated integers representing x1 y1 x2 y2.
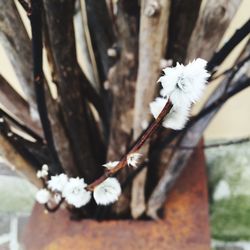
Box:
75 1 100 90
42 0 102 182
186 0 242 61
166 0 202 63
131 0 171 218
0 74 42 136
0 0 36 108
85 0 115 82
106 1 139 217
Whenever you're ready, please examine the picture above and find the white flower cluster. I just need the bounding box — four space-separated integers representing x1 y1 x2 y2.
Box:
35 163 122 208
150 58 210 130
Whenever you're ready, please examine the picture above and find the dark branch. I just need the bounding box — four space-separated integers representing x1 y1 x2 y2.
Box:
29 0 63 174
207 19 250 72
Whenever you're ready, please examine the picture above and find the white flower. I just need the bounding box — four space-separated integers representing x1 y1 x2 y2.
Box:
150 97 190 130
158 58 210 106
62 177 91 208
48 174 68 192
36 164 49 178
102 161 120 169
93 178 121 205
36 189 51 204
127 152 142 168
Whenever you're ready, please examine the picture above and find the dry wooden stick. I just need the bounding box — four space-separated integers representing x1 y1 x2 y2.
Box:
207 19 250 72
29 0 63 174
0 74 42 136
131 0 171 219
186 0 242 61
166 0 202 62
43 0 103 181
106 1 139 216
0 0 36 109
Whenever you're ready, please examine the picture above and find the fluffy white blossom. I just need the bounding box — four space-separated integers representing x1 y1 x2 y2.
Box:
127 152 142 168
48 173 68 192
102 161 120 169
150 97 190 130
36 164 49 178
62 177 91 208
36 189 51 204
93 178 121 205
158 58 210 106
150 58 210 130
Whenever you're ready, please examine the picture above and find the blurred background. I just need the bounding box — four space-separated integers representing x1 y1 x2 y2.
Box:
0 0 249 249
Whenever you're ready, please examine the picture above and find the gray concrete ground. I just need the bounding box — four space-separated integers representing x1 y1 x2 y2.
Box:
0 163 36 250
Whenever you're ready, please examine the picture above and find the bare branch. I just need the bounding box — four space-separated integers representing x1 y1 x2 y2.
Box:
42 0 102 181
166 0 202 62
0 74 42 136
186 0 242 61
131 0 171 218
0 0 36 108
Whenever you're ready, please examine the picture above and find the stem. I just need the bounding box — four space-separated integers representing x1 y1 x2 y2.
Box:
44 198 65 213
0 108 44 143
86 100 172 191
207 19 250 72
30 0 63 174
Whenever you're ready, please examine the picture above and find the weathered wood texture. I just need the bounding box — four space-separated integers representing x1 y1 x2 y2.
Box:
85 0 115 82
42 0 102 181
0 0 35 107
131 0 171 218
0 74 42 136
106 2 139 216
166 0 202 63
186 0 242 61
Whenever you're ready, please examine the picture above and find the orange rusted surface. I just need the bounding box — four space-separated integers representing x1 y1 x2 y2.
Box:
22 144 210 250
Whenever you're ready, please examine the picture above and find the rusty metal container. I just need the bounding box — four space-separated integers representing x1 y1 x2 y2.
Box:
21 144 210 250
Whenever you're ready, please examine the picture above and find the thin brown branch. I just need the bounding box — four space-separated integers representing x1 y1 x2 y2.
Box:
86 100 172 191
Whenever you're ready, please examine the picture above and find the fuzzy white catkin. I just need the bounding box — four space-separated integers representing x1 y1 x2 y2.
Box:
36 189 51 204
93 178 121 205
150 97 190 130
159 58 210 106
48 173 68 192
150 58 210 130
62 177 91 208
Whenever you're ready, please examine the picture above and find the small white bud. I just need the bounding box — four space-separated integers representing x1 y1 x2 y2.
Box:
102 161 119 169
127 153 142 168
